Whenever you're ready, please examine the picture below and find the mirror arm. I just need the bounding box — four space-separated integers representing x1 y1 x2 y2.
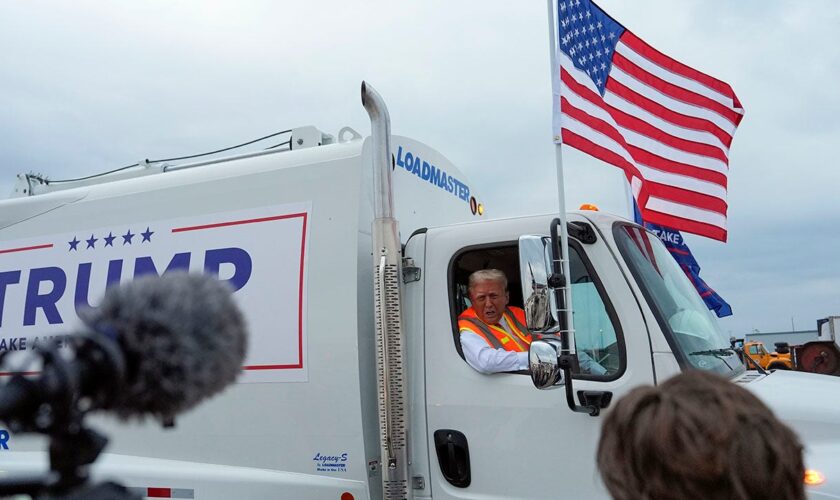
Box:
559 357 599 416
550 218 600 417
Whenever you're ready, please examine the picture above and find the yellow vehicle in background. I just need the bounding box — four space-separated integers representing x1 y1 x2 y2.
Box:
743 341 794 370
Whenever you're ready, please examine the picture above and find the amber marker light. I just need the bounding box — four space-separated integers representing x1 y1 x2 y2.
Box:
579 203 599 211
804 469 826 486
477 203 484 216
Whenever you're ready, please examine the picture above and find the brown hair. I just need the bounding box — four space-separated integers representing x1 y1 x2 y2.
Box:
597 370 805 500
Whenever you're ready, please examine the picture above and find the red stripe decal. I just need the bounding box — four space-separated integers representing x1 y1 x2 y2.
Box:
173 211 308 370
171 213 308 233
0 244 54 254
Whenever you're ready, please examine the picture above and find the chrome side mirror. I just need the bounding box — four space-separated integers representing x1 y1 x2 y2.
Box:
518 235 556 332
529 338 564 389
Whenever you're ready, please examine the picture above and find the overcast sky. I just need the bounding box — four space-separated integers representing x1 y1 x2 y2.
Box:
1 1 838 336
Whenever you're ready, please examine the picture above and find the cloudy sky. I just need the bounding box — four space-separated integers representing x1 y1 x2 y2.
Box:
1 1 838 336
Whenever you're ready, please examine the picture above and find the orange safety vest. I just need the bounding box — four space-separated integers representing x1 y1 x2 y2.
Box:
458 306 531 353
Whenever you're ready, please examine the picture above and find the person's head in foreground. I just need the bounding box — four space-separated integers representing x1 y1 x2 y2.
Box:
597 370 805 500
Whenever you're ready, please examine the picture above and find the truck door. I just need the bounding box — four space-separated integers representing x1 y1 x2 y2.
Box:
422 218 655 499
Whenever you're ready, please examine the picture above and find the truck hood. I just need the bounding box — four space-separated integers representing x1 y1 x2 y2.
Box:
746 371 840 499
746 370 840 443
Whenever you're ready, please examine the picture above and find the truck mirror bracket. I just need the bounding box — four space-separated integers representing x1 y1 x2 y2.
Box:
402 258 421 283
568 221 597 244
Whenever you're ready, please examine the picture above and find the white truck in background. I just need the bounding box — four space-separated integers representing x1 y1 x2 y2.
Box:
0 83 838 499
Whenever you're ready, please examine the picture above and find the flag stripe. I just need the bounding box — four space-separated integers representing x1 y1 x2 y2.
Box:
561 72 729 199
560 77 635 155
607 78 733 148
612 52 742 127
604 89 729 154
563 66 732 162
561 99 640 174
621 127 728 174
635 162 727 200
561 70 729 174
629 146 727 187
644 180 728 214
563 108 727 208
616 40 737 109
643 207 727 242
620 31 741 106
608 102 728 163
561 119 725 221
563 98 726 205
609 68 737 137
562 127 639 180
645 196 726 228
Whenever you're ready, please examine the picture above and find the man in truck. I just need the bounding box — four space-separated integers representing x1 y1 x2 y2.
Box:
458 269 532 373
458 269 606 375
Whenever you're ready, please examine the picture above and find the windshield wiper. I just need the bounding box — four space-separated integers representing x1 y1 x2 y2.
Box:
689 348 736 357
688 348 735 370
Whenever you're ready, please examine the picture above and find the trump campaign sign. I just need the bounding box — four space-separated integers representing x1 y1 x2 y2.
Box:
0 203 310 383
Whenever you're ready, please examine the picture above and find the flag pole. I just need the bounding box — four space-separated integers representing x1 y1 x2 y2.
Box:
546 0 575 353
547 0 565 213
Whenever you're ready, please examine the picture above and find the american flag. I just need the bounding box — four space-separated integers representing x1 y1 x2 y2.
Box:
553 0 744 242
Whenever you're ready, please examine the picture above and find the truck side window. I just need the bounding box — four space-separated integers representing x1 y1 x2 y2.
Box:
450 244 526 373
449 242 623 378
569 243 623 378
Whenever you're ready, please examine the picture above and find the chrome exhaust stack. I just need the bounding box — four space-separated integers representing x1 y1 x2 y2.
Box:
362 81 411 500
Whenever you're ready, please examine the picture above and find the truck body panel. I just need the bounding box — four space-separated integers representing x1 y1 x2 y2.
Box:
0 134 482 499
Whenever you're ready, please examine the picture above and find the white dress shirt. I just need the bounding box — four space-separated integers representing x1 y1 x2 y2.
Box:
459 315 529 374
460 315 607 376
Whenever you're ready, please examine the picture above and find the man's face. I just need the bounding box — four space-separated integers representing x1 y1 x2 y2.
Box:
470 279 509 325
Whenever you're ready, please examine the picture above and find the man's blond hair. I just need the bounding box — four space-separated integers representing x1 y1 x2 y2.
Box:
468 269 507 292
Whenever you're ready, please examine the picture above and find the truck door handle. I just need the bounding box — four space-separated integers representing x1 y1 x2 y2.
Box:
433 429 471 488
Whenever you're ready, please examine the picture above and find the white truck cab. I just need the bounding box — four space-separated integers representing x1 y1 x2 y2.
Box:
0 84 838 499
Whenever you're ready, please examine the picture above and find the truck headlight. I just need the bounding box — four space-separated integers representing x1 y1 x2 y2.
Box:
805 469 826 486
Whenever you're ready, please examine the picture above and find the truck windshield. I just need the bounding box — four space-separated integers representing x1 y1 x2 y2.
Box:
614 224 744 378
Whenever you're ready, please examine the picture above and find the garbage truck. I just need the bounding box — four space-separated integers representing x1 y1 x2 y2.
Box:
0 83 838 499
